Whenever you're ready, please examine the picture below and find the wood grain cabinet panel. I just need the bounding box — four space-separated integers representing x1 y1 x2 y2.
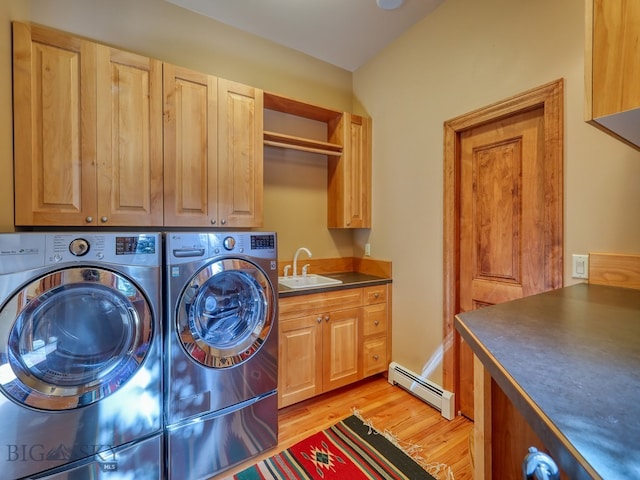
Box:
217 79 264 228
13 22 163 226
279 314 323 408
13 22 97 226
14 22 262 228
586 0 640 149
278 284 390 408
163 64 218 226
361 285 389 377
322 307 360 391
164 67 263 227
96 46 163 226
328 113 372 228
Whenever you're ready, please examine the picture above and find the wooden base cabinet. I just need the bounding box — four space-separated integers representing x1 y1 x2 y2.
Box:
361 285 389 376
278 284 390 408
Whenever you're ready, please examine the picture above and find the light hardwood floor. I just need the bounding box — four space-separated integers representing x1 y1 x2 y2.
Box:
218 375 474 479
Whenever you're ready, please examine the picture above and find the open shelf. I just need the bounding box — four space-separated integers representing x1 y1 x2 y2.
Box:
264 91 344 157
264 131 343 156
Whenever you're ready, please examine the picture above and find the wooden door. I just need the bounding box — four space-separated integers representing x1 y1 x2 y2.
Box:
443 80 564 420
322 307 360 391
13 22 98 226
95 46 163 226
458 107 549 418
278 315 322 408
217 78 264 227
163 64 218 226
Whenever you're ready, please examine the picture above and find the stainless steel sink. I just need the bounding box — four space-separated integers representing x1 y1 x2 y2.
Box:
278 274 342 289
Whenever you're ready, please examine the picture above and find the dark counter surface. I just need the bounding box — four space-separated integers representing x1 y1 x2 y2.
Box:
278 272 391 297
455 283 640 480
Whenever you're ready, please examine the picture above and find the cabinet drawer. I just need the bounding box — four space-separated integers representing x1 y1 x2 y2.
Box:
363 284 387 305
279 288 363 319
362 303 387 337
363 337 387 376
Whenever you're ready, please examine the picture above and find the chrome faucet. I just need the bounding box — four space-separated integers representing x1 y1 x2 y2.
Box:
293 247 312 277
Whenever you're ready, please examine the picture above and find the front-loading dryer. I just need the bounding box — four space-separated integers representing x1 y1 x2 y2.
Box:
0 232 163 479
164 231 278 479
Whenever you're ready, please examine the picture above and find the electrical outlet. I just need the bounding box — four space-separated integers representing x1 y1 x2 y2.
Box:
364 243 371 257
572 254 589 279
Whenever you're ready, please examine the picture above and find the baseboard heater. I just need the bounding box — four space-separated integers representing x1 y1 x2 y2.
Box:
387 362 455 420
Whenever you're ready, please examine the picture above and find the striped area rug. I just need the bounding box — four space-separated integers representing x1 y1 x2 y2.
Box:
225 414 442 480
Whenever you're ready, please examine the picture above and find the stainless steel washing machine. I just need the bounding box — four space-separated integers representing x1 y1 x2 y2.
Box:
164 232 278 479
0 232 163 479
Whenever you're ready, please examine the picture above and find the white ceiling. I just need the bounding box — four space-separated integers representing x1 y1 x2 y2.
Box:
163 0 444 71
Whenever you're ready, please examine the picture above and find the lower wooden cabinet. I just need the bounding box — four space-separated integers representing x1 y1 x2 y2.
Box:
278 284 390 408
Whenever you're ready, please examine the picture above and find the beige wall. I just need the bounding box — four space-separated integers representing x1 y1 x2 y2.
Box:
354 0 640 382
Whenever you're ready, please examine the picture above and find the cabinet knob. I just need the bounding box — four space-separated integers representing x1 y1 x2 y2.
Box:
374 320 379 326
373 355 379 361
211 219 216 225
221 219 227 225
374 292 380 298
100 216 108 223
85 216 93 223
325 315 330 322
317 316 322 324
523 447 559 480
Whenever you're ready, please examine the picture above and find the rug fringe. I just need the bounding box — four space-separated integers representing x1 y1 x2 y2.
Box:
351 408 455 480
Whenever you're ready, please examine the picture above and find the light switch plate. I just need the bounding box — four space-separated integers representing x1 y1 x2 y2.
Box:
572 254 589 279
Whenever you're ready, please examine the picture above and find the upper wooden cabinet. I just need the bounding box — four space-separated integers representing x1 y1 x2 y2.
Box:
264 92 372 229
328 113 372 228
586 0 640 149
163 66 263 227
13 22 163 226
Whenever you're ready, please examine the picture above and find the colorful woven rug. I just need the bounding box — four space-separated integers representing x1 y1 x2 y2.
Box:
224 413 448 479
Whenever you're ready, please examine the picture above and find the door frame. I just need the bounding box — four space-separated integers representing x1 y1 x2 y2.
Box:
442 79 564 410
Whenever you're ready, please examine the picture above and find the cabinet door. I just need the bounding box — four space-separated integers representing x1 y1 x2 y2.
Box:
591 0 640 118
322 307 360 391
217 78 264 227
328 113 372 228
363 337 387 377
163 64 218 226
96 46 163 226
278 315 322 408
13 22 98 226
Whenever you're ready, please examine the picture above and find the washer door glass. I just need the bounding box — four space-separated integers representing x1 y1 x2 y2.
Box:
0 267 153 410
177 258 274 368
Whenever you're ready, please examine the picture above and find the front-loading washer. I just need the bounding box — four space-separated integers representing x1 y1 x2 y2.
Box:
0 232 163 479
164 231 278 479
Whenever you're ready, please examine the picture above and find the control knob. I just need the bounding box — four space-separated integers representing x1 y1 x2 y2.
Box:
223 237 236 251
69 238 90 256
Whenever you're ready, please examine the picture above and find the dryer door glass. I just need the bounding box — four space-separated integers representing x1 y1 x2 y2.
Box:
177 258 275 368
0 267 153 410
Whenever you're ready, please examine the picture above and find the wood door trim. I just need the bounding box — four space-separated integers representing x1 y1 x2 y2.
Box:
442 79 564 404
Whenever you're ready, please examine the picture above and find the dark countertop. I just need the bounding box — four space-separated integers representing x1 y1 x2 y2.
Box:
455 283 640 480
278 272 391 297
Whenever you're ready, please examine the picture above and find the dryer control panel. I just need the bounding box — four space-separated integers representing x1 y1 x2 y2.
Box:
168 232 276 264
45 233 161 266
